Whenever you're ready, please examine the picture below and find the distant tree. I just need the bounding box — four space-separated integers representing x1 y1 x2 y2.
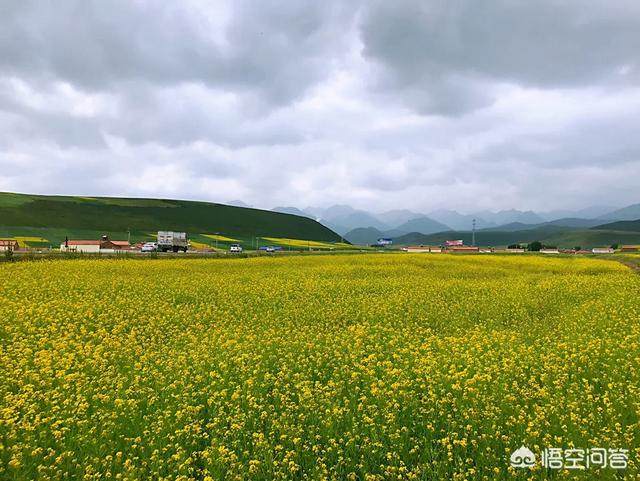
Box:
611 243 619 249
574 246 581 251
528 241 542 252
4 246 14 261
507 243 522 249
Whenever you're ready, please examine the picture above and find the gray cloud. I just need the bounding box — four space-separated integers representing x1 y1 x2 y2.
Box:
361 0 640 114
0 0 639 213
0 0 357 105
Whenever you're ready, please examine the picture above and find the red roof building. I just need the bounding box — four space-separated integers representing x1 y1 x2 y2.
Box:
0 239 19 251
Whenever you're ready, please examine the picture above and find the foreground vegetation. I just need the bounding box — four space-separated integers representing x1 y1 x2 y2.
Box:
1 255 639 480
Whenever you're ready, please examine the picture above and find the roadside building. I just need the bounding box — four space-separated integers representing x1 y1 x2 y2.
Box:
100 240 132 253
447 246 480 253
60 240 102 253
540 248 560 254
592 247 614 254
620 245 639 252
60 238 131 253
404 245 441 253
505 248 525 253
0 239 19 251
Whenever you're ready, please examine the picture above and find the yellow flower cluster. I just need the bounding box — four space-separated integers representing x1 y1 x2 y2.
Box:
260 237 353 249
201 234 240 242
0 254 639 480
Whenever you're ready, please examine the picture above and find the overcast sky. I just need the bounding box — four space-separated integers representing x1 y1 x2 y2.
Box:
1 0 639 213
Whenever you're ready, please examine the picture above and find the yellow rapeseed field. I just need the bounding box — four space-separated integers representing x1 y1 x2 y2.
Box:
1 254 639 480
260 237 354 250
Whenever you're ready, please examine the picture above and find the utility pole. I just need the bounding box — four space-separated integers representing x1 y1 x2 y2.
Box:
214 232 219 250
472 218 476 246
127 228 131 244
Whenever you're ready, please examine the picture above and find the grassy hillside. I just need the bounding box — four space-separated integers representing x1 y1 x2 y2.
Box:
542 229 640 248
393 227 640 248
0 192 342 248
591 219 640 232
394 226 566 247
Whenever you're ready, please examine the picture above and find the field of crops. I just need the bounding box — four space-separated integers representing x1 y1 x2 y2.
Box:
1 254 639 480
260 237 356 250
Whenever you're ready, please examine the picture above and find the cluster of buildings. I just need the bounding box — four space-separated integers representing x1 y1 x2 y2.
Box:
402 240 627 255
60 236 135 253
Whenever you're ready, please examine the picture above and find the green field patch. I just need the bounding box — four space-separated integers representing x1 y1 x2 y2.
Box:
0 192 35 207
0 192 341 243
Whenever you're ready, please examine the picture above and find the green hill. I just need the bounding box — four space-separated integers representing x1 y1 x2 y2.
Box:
393 227 640 249
591 219 640 232
542 229 640 248
394 226 566 247
0 192 341 249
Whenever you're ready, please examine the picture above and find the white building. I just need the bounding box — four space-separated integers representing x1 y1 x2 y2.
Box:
60 240 101 253
404 246 442 253
592 247 614 254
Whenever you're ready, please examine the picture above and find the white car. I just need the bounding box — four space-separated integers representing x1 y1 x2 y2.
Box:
141 242 158 252
229 244 243 253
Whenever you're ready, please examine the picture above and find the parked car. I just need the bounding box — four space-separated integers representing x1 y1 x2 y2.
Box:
229 244 243 253
141 242 158 252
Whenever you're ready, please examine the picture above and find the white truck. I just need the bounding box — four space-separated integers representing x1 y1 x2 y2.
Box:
157 231 188 253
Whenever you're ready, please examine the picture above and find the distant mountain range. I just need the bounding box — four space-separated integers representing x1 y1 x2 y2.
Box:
266 202 640 248
270 203 640 238
597 203 640 221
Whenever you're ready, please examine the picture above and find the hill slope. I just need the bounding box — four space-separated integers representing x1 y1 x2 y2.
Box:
591 219 640 232
0 192 341 246
393 227 640 248
394 216 450 235
598 203 640 221
343 227 385 245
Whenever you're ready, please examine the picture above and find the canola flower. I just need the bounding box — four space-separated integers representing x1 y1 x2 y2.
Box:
0 236 50 248
260 237 353 250
201 234 240 242
0 254 639 480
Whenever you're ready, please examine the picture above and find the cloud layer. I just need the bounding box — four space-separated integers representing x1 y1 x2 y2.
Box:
1 0 639 212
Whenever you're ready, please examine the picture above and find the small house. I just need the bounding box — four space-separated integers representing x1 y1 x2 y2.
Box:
447 246 479 253
0 239 19 251
404 245 440 253
100 240 132 252
591 247 614 254
60 240 102 253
